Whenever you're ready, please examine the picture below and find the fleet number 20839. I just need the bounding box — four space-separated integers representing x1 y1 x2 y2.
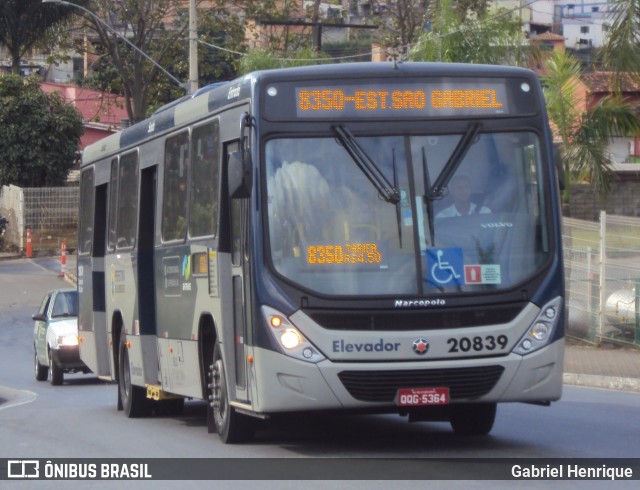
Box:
447 335 509 353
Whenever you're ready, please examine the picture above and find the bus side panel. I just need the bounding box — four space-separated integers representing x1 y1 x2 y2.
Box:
157 338 202 398
106 252 144 386
78 262 111 378
78 255 99 375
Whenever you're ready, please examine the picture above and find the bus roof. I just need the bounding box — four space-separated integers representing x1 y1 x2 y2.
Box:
81 62 538 167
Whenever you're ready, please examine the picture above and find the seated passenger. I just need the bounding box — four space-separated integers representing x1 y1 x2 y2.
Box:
436 174 491 218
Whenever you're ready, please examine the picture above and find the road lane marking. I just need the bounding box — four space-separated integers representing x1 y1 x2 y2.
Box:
0 386 37 411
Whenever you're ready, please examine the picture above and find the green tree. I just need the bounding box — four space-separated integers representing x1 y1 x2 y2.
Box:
451 0 490 21
0 75 84 188
45 0 190 123
600 0 640 80
374 0 429 56
542 51 640 202
80 7 247 116
237 46 330 75
146 7 246 113
0 0 88 75
210 0 320 56
409 0 529 66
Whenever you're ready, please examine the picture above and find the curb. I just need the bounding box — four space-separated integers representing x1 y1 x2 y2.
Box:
563 373 640 393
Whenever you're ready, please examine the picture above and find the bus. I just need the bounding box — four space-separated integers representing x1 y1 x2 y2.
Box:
77 62 565 443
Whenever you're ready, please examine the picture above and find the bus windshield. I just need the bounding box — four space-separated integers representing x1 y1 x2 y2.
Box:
265 130 549 296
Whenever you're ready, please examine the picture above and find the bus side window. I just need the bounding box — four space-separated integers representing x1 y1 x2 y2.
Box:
79 168 95 255
116 152 139 249
107 159 118 250
189 121 219 238
162 132 190 241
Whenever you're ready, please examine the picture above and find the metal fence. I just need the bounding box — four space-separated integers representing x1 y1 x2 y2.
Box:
564 212 640 347
0 185 79 254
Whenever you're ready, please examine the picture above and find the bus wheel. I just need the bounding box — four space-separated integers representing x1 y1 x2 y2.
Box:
449 403 496 436
208 342 255 443
118 332 151 418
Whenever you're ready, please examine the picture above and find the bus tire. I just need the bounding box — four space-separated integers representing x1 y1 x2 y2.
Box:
118 332 151 418
35 349 48 381
208 342 255 443
48 350 63 386
449 403 496 436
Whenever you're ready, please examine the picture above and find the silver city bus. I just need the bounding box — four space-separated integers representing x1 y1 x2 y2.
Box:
77 62 564 443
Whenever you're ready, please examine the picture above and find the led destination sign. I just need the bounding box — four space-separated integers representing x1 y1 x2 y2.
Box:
295 82 510 118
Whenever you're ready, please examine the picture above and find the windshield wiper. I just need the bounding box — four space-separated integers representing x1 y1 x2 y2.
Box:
426 122 481 200
333 125 400 204
392 149 402 248
422 147 435 247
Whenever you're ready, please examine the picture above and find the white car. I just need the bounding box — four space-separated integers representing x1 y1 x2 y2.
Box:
32 288 91 385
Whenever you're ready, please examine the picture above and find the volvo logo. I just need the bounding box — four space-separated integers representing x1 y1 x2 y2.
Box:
412 338 429 355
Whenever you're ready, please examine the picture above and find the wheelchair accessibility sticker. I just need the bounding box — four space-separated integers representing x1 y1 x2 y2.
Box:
426 248 502 286
427 248 464 286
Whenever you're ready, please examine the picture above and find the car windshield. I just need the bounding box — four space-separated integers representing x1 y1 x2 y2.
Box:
52 291 79 317
265 131 549 296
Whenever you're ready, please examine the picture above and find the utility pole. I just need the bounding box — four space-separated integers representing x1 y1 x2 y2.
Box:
189 0 198 94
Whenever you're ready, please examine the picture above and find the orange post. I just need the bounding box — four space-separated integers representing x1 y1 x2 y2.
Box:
26 228 32 258
59 240 67 277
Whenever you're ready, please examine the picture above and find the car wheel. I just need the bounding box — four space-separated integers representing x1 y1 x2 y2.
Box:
35 349 48 381
48 350 63 386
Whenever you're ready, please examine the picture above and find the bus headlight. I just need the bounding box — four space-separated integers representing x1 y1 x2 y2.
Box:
280 329 302 349
513 297 563 356
261 306 326 363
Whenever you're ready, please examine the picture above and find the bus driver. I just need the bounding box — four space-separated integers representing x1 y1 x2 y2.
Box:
436 174 491 218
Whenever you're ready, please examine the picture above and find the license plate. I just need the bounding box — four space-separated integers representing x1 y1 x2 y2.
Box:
396 387 449 407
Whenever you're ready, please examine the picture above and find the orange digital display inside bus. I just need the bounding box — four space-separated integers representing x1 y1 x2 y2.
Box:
295 82 509 118
307 243 383 265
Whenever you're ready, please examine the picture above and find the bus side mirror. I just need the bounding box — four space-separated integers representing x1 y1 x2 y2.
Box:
228 150 252 199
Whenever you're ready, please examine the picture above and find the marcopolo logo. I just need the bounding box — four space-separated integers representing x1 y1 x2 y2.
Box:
332 338 401 353
394 298 446 308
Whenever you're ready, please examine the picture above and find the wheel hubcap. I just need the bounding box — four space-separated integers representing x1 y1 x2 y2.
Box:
211 360 227 427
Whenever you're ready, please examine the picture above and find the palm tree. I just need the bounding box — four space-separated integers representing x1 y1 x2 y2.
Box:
600 0 640 81
542 50 640 204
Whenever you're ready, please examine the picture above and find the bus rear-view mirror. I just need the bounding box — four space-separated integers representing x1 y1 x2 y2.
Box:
228 150 252 199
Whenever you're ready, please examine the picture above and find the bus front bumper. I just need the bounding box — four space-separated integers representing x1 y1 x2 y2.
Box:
249 338 564 413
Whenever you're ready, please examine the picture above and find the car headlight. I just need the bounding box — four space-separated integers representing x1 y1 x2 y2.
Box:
261 306 325 363
513 297 563 355
56 334 79 347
